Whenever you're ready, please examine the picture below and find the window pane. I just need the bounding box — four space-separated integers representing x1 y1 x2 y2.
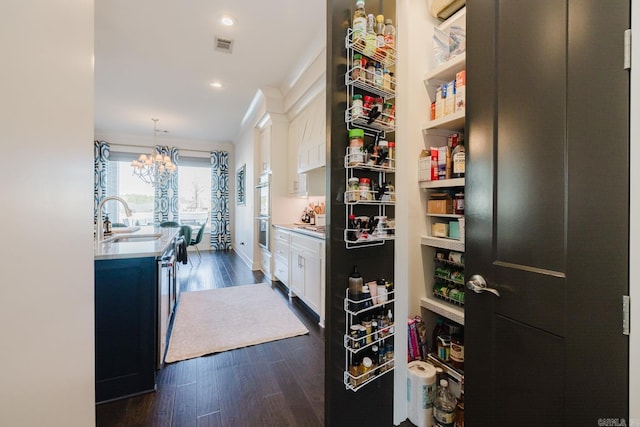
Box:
106 160 155 226
178 163 211 230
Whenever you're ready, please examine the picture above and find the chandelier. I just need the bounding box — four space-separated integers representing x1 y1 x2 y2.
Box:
131 118 177 186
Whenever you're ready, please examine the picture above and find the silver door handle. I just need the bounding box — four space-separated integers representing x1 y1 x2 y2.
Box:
467 274 501 297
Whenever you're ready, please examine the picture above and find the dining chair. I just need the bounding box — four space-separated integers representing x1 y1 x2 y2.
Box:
189 220 207 260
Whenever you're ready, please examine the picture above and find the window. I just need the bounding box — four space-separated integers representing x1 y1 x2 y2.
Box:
107 154 155 226
178 157 211 230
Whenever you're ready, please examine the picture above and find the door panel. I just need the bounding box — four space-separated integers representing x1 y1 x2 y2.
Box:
466 0 629 425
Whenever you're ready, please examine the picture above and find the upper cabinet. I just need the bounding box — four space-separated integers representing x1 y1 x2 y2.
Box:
259 122 272 173
296 90 327 173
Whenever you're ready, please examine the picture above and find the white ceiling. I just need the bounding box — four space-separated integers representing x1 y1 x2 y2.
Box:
94 0 326 144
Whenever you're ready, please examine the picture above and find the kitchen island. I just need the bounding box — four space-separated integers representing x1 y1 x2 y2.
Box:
94 226 180 403
272 224 326 327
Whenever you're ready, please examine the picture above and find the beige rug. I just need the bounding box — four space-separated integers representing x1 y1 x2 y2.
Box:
164 283 309 363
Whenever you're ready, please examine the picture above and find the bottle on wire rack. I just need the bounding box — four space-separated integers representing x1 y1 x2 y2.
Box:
364 14 377 57
375 14 386 58
384 18 396 55
352 0 367 48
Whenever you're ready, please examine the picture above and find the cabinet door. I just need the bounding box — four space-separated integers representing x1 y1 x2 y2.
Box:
260 124 271 173
288 115 308 195
302 249 321 314
289 245 304 297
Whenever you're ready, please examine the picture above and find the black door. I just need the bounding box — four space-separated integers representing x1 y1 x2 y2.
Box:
465 1 629 425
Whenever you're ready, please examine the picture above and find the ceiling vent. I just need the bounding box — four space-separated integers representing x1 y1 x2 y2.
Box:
215 36 234 54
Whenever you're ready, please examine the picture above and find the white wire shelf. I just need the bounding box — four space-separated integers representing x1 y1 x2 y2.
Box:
345 28 397 67
344 360 395 392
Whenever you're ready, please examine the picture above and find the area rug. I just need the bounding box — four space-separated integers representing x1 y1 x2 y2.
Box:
164 283 309 363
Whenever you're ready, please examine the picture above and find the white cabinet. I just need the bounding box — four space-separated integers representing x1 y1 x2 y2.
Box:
273 228 290 286
289 232 325 326
259 123 272 173
296 91 326 174
288 113 309 196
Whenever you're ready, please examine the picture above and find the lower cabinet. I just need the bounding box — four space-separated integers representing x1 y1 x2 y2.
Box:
272 227 326 327
94 257 157 403
273 228 290 286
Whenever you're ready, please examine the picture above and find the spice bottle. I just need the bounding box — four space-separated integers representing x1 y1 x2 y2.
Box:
348 128 365 165
359 177 372 200
351 53 365 81
388 142 395 169
352 94 363 118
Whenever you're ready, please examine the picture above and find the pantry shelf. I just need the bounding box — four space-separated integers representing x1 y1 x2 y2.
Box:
419 177 465 189
426 353 464 383
420 295 465 326
423 53 466 88
422 110 465 131
421 236 465 252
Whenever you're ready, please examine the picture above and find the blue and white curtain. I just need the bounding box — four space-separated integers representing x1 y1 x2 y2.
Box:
210 151 231 250
94 140 110 222
153 146 179 224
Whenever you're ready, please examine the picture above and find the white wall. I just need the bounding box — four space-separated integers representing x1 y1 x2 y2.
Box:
394 0 437 424
630 1 639 420
233 122 258 268
0 2 95 426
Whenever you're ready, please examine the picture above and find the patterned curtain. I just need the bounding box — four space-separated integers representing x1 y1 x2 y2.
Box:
210 151 231 250
153 146 179 224
94 140 110 222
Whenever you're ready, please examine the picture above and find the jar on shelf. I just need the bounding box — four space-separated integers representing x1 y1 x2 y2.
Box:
359 177 372 200
351 53 365 81
382 102 394 124
348 129 365 165
388 141 395 169
363 95 374 114
352 94 364 118
366 61 375 84
347 177 360 202
450 334 464 370
383 68 391 91
454 192 465 215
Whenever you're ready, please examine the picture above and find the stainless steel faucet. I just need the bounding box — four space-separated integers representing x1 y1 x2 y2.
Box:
96 196 133 241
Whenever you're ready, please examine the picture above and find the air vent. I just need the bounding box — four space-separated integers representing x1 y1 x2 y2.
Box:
215 36 234 54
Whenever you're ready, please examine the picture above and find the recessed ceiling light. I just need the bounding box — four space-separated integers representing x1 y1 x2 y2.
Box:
220 15 235 26
210 82 223 89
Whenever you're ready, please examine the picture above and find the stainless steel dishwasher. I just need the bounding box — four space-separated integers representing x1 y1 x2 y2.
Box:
157 241 176 368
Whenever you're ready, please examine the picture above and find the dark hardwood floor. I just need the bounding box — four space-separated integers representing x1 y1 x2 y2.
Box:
96 250 325 427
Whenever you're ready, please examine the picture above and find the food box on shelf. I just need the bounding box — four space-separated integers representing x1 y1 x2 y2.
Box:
432 222 449 238
427 193 453 214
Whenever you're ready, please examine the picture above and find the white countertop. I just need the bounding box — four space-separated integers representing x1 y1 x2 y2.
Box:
273 223 326 240
94 226 180 260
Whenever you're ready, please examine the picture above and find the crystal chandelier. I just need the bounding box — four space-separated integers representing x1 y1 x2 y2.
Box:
131 118 177 186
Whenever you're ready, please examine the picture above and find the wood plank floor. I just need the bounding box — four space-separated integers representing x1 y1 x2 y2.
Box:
96 250 325 427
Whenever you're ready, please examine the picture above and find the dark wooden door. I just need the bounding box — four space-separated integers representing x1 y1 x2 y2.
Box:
465 1 629 425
